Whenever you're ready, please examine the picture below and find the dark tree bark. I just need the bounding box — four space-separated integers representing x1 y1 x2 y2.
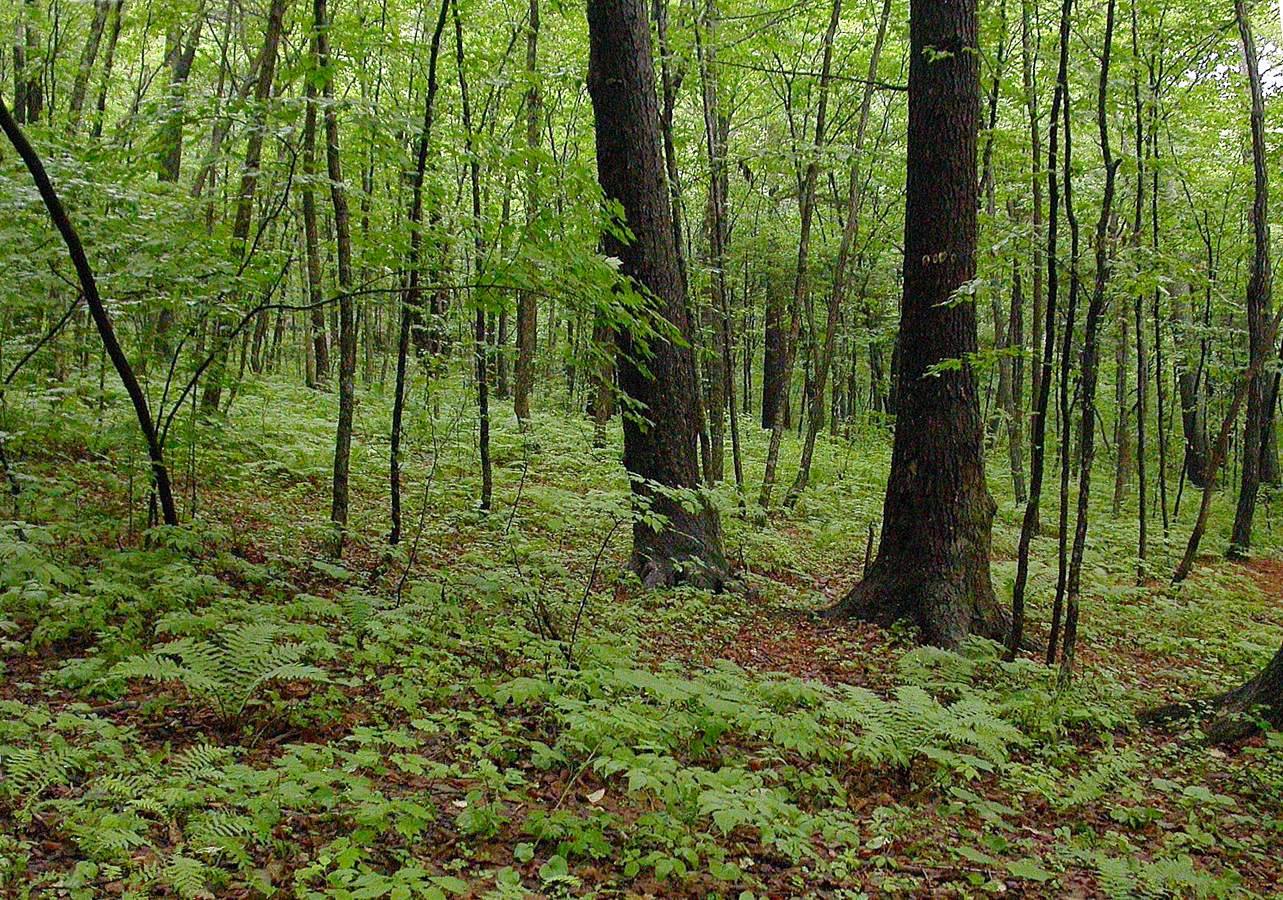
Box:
1172 274 1209 487
390 0 450 545
826 0 1003 647
1229 0 1272 558
18 0 42 125
302 76 329 387
653 0 712 483
1145 641 1283 745
1060 0 1120 680
586 0 727 588
454 0 492 513
1020 0 1042 458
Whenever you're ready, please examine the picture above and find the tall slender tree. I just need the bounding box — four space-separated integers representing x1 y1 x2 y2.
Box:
1228 0 1272 559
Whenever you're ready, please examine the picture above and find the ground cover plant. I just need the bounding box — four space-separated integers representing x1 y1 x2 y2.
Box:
3 0 1283 895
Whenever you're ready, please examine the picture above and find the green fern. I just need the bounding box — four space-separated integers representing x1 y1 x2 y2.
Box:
108 622 329 722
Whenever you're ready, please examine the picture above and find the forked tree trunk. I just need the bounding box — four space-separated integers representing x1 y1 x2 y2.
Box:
586 0 727 588
826 0 1003 647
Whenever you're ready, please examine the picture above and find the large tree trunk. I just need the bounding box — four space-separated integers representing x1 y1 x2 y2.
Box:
1229 0 1273 558
826 0 1003 647
586 0 727 588
1145 642 1283 745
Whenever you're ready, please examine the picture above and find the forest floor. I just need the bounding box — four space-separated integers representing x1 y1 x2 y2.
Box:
2 375 1283 898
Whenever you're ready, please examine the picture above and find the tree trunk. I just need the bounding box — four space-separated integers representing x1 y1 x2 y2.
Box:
454 0 492 512
302 77 329 387
201 0 287 412
1060 0 1119 681
1009 0 1071 657
67 0 109 133
760 0 841 509
1229 0 1272 558
390 0 450 545
513 0 539 420
826 0 1003 648
586 0 727 588
0 95 178 526
316 0 357 552
762 287 786 428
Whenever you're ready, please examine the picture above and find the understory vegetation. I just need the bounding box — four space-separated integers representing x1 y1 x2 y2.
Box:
1 381 1281 897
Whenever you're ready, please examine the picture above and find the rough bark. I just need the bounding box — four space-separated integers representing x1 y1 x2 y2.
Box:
826 0 1003 648
586 0 727 588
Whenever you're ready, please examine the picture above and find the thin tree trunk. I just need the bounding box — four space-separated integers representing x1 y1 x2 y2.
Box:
760 0 841 509
1008 0 1071 659
454 0 492 513
1060 0 1119 681
315 0 357 552
302 77 329 387
201 0 287 412
513 0 539 420
1047 0 1083 665
787 0 891 507
1229 0 1272 558
0 96 178 525
389 0 450 545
